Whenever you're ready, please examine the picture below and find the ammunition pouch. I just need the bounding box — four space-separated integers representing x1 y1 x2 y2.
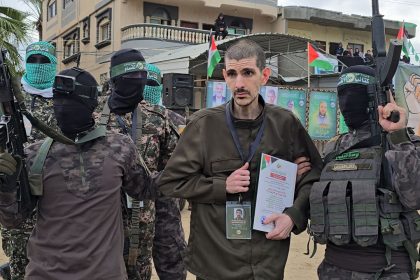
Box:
309 181 329 244
351 180 378 246
327 181 351 245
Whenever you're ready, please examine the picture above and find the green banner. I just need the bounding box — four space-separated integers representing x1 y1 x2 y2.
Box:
394 63 420 129
338 112 349 134
277 88 307 126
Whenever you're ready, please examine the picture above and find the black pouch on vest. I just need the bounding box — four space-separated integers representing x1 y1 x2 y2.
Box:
378 188 407 249
378 188 403 214
327 180 351 245
401 211 420 242
351 180 379 247
309 181 330 244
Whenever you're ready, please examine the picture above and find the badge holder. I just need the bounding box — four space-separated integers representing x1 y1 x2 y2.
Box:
226 196 252 240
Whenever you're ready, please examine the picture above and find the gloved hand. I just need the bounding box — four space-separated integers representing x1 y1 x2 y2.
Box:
0 153 17 176
0 153 18 192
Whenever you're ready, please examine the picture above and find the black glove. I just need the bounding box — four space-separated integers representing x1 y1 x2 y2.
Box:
0 153 17 192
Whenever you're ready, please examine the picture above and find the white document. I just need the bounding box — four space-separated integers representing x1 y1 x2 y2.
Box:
253 153 297 233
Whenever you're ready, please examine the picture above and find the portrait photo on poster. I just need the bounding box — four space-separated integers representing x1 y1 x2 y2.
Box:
277 88 307 127
307 91 337 140
206 80 229 108
261 86 279 105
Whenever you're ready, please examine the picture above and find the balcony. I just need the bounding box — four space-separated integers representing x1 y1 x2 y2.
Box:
121 23 240 45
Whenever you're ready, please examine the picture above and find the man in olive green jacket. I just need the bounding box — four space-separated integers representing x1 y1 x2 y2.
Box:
158 39 322 280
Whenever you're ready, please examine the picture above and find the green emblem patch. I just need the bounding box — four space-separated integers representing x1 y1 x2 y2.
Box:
335 151 360 161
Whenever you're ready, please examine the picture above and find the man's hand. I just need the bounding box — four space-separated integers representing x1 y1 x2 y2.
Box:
294 156 311 179
378 93 407 132
226 162 250 194
263 213 294 240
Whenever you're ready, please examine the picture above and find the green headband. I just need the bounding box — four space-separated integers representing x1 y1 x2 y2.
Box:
110 61 147 78
338 72 376 87
148 71 161 84
26 43 56 57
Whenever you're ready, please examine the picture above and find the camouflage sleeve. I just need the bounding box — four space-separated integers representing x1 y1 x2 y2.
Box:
385 129 420 201
0 143 40 228
120 135 155 199
285 116 323 234
157 111 179 170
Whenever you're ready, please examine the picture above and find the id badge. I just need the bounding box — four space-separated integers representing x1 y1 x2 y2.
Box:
226 201 252 240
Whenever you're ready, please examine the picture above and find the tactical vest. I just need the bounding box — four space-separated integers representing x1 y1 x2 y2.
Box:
309 139 420 276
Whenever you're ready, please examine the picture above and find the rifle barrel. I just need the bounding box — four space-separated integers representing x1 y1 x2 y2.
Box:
372 0 380 16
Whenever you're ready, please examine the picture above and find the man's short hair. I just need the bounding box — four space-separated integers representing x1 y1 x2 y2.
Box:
225 39 265 71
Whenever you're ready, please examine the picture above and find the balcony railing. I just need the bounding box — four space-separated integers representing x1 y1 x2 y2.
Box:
121 23 240 45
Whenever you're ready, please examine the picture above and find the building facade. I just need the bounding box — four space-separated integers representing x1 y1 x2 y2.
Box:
42 0 415 84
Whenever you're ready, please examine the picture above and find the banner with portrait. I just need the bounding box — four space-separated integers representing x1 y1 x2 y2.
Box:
308 91 337 140
261 86 279 105
206 80 231 108
277 88 307 126
394 63 420 130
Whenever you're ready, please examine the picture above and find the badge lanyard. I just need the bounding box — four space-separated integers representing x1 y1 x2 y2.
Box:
225 102 265 203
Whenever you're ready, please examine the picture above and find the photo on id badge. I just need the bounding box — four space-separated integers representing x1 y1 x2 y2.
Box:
226 201 251 239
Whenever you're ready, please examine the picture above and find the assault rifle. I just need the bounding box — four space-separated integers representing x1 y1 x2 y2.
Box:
0 50 36 218
368 0 402 138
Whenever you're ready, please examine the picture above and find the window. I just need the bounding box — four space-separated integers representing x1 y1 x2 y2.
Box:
95 8 112 49
228 19 248 35
82 17 90 44
99 19 110 42
47 0 57 21
144 2 178 26
347 43 364 53
202 23 213 31
150 7 171 25
315 40 326 52
63 0 73 9
180 21 198 29
62 28 80 63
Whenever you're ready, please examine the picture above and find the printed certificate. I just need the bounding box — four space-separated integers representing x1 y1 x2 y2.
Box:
253 153 297 233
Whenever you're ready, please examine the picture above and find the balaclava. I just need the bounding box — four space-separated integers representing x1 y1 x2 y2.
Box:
53 67 98 138
144 63 163 105
22 41 57 90
108 48 147 114
337 65 376 130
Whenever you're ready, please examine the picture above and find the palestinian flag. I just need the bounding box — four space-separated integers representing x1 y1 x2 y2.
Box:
207 35 221 78
397 22 419 62
308 42 334 71
397 23 410 56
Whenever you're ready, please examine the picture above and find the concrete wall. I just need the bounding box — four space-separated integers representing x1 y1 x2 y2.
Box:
286 20 396 53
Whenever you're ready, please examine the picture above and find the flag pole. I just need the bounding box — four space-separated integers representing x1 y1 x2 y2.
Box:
207 29 213 83
307 42 311 89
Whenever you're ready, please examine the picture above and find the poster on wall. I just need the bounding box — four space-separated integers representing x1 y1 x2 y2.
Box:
261 86 279 105
277 89 307 126
308 91 337 140
206 81 231 108
394 63 420 131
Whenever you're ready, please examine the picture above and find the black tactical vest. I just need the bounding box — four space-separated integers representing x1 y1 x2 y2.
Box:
309 140 420 268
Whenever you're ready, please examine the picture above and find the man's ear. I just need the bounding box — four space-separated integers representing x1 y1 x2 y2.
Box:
261 67 271 85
